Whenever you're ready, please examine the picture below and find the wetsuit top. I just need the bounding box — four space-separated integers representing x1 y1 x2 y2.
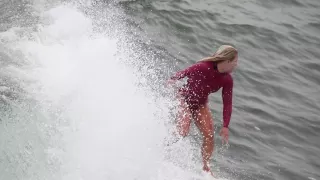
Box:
170 61 233 128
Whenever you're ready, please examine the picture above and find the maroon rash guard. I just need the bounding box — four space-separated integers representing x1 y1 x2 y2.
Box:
170 61 233 128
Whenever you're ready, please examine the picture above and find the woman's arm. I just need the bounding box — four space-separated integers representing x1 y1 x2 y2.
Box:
222 75 233 128
169 62 206 81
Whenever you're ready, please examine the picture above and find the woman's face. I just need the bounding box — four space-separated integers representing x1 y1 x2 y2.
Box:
218 55 238 73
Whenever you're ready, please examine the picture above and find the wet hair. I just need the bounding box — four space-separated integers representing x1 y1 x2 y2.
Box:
200 45 238 62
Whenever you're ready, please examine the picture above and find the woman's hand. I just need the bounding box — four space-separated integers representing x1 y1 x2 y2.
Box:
166 79 176 88
219 127 229 145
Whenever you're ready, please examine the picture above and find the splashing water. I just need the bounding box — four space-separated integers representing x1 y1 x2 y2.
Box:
0 2 229 180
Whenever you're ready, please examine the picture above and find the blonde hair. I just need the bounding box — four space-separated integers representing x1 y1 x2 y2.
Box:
200 45 238 62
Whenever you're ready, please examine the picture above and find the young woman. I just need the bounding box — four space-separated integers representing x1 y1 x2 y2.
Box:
168 45 238 175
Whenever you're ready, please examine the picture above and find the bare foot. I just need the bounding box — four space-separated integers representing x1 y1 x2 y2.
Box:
203 164 214 177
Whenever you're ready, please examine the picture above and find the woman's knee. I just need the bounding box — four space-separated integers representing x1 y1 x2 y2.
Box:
202 130 214 142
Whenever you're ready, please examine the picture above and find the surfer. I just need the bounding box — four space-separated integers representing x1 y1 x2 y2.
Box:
167 45 238 175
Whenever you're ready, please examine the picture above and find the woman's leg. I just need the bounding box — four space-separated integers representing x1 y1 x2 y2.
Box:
176 98 192 137
193 104 214 173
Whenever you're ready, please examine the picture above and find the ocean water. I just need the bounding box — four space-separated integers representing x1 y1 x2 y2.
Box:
0 0 319 180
